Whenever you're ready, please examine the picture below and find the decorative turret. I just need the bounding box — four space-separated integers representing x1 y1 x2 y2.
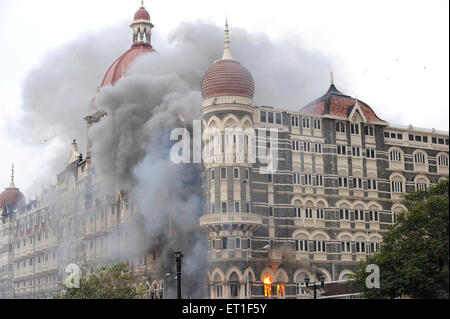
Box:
130 1 154 45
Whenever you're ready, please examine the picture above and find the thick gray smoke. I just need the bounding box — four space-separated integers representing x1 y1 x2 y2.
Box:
17 19 334 297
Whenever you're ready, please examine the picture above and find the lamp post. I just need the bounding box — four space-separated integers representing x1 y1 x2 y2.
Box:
174 251 183 299
304 275 325 299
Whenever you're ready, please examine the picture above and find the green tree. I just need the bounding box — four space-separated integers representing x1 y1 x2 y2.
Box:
55 263 146 299
351 179 449 299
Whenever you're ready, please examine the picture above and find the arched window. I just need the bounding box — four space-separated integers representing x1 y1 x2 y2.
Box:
390 149 402 162
214 273 223 298
415 177 428 191
229 272 239 298
295 272 309 295
438 154 449 167
390 175 405 193
414 152 426 164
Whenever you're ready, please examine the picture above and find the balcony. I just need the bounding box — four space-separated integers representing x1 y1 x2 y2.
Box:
199 213 263 232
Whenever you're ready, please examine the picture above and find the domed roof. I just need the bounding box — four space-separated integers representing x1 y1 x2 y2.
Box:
201 59 255 100
0 165 25 211
101 43 155 87
201 20 255 100
134 6 150 21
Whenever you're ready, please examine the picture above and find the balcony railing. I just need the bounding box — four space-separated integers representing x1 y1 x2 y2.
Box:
199 213 263 230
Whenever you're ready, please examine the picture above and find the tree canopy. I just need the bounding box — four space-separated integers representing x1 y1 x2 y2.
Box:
351 179 449 299
55 263 146 299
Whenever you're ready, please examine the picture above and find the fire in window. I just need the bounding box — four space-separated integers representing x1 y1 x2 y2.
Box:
263 275 272 297
277 284 285 297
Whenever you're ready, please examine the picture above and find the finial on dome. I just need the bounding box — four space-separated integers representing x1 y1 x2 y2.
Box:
141 0 144 7
330 71 334 85
221 18 233 60
9 163 15 188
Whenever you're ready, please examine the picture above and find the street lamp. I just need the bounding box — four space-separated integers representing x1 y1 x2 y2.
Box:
304 275 325 299
174 251 183 299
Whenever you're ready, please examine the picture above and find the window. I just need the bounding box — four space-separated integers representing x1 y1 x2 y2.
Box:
267 173 273 183
304 174 312 185
302 117 310 128
392 180 403 193
365 148 375 158
260 111 267 123
246 203 250 213
316 209 324 219
295 207 301 218
268 207 273 216
341 241 351 253
336 122 345 133
390 149 402 162
268 112 274 123
233 167 239 179
350 123 360 135
438 155 449 167
293 173 301 185
409 134 414 141
211 203 215 214
369 242 380 253
364 126 374 136
313 118 321 130
353 178 362 189
337 145 347 155
313 241 326 252
416 182 427 191
356 242 366 253
354 210 365 221
352 147 361 157
314 143 322 153
303 142 311 152
369 210 379 221
339 209 350 220
222 237 228 249
414 153 426 164
315 175 323 186
235 238 241 249
291 116 299 127
292 140 300 151
234 202 240 213
216 284 223 298
221 202 227 213
295 240 308 252
245 168 249 180
367 179 377 190
275 113 282 125
338 177 348 188
221 167 227 179
305 208 313 218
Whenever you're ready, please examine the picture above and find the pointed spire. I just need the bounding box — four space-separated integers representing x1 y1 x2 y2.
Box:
9 163 16 188
330 71 334 85
221 18 233 60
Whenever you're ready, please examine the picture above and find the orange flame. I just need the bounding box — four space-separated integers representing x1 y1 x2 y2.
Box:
263 275 272 297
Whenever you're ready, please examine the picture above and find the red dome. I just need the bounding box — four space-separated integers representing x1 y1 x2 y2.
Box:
134 7 150 21
101 43 155 87
201 59 255 100
0 187 25 210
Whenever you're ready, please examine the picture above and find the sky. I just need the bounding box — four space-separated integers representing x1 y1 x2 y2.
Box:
0 0 448 195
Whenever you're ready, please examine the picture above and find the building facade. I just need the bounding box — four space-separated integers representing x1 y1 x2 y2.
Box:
198 25 449 299
0 3 449 299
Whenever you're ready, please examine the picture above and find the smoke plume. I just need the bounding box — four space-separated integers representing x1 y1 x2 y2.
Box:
17 19 334 297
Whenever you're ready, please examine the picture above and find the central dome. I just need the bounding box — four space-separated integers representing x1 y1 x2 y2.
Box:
201 59 255 100
101 43 155 87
